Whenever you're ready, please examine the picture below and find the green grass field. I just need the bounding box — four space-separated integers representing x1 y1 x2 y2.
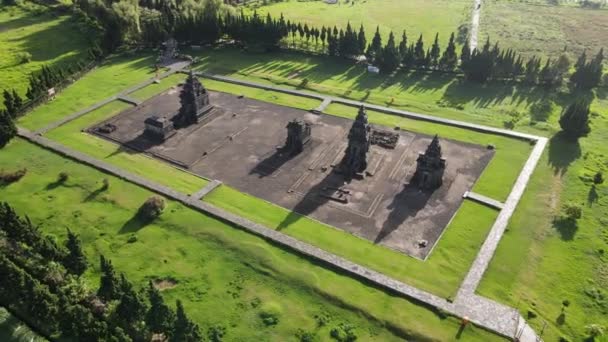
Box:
480 0 608 60
0 308 47 342
0 139 502 342
0 3 91 102
247 0 472 47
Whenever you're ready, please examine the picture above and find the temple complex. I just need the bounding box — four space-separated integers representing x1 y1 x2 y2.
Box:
412 135 446 190
341 105 371 180
172 71 213 128
284 119 311 155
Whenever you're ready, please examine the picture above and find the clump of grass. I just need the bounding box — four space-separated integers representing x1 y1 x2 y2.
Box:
259 302 282 326
137 196 166 220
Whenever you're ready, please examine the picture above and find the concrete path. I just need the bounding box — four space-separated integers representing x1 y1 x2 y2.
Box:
470 0 482 51
190 180 222 200
117 95 142 106
463 191 504 210
315 98 333 113
34 60 190 136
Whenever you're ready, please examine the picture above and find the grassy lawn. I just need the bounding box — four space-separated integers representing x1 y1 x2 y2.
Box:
128 73 185 101
192 47 571 135
43 101 208 194
478 96 608 341
205 185 498 298
480 0 608 60
0 3 90 102
0 139 503 342
18 52 159 131
247 0 472 47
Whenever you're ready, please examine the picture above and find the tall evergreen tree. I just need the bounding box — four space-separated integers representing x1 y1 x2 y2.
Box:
116 274 148 339
0 109 17 149
429 33 441 68
170 300 202 342
460 40 471 65
146 281 174 336
64 229 87 276
439 32 458 71
398 30 408 59
357 25 366 55
2 90 15 117
378 31 400 73
413 34 426 67
559 100 591 138
366 26 382 62
97 255 121 301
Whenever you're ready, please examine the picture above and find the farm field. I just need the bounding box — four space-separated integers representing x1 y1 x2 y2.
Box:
479 0 608 60
0 139 501 342
247 0 472 47
0 2 91 103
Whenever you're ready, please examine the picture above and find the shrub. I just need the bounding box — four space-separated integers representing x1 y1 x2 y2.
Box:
527 309 537 319
594 171 604 184
58 172 69 183
329 323 357 342
137 196 166 220
208 325 226 342
101 178 109 190
16 52 32 64
563 204 582 220
0 168 27 184
586 324 605 338
259 302 282 326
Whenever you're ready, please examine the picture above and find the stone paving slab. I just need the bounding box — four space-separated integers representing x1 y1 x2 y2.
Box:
117 95 142 106
463 191 504 210
190 180 222 200
315 98 332 112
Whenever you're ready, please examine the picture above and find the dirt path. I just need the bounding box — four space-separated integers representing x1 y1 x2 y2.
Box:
470 0 482 51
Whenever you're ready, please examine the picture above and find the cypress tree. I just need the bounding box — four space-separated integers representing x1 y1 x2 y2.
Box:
357 24 366 55
460 41 471 65
146 281 174 336
170 300 202 342
413 34 425 67
429 33 441 68
559 100 591 138
0 109 17 148
64 229 87 276
398 30 408 59
366 26 382 62
116 274 147 339
440 32 458 71
97 255 121 301
379 31 400 74
2 90 15 117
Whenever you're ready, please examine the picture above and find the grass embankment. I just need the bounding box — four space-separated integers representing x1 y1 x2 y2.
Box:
0 139 502 342
0 3 90 101
247 0 472 47
480 0 608 60
18 53 159 131
0 308 47 342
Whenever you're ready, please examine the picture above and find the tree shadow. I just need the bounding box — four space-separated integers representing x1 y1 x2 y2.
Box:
84 184 108 202
375 182 432 243
119 213 154 234
587 185 599 207
556 312 566 326
455 324 466 339
548 132 582 176
552 216 578 241
45 179 65 190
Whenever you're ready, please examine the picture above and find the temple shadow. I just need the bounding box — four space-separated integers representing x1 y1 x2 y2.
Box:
552 216 578 241
249 147 299 178
587 185 599 207
277 168 349 231
375 182 432 244
548 132 581 176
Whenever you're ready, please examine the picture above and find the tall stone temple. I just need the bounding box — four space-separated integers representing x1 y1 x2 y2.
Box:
172 71 213 128
284 119 311 155
342 105 371 179
412 135 446 190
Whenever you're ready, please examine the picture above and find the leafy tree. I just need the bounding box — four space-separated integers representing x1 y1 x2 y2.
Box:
439 32 458 71
559 100 591 138
0 109 17 148
146 281 174 336
170 300 202 342
64 229 88 276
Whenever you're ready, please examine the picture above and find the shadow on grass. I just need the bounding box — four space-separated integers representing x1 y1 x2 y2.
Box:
548 132 581 176
45 179 65 190
587 185 599 207
120 213 154 234
84 184 108 202
552 216 578 241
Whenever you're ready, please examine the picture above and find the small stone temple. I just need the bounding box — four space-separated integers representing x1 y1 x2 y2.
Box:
144 116 175 142
159 38 178 65
284 119 311 155
412 135 446 190
172 71 213 128
341 105 371 179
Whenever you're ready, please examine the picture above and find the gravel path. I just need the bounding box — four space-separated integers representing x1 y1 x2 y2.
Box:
470 0 482 51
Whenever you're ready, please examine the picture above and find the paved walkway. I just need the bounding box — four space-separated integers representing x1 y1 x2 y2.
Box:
463 191 504 210
34 61 190 136
117 95 142 106
315 98 333 112
191 180 222 200
470 0 482 51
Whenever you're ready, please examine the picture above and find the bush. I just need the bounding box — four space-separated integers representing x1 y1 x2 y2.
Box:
137 196 166 220
329 323 357 342
16 52 32 64
101 178 109 190
586 324 605 338
208 325 226 342
58 172 69 183
259 302 282 326
563 204 582 220
594 171 604 184
0 168 27 184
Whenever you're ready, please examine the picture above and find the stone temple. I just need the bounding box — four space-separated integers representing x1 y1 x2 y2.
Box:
284 119 312 155
412 135 446 190
172 71 214 128
144 116 175 142
341 105 371 180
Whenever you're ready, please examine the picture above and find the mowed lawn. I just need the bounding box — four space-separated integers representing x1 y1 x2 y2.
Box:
0 3 91 101
479 0 608 60
0 139 503 342
248 0 472 47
